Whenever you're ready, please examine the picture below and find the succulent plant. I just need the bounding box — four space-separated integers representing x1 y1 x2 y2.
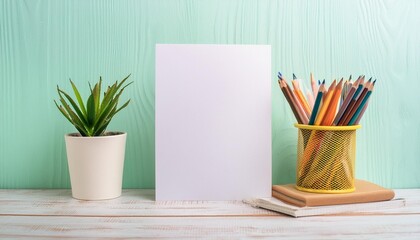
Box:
55 75 132 137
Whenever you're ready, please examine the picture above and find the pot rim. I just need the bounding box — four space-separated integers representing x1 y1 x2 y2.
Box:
65 131 127 139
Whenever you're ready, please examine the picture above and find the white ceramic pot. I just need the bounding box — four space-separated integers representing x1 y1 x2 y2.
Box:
65 132 127 200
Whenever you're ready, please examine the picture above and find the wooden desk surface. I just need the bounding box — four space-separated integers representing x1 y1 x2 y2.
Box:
1 189 420 239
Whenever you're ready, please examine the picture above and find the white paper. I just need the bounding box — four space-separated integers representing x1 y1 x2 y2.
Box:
155 44 271 200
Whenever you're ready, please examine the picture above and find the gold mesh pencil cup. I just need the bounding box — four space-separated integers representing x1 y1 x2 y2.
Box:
294 124 361 193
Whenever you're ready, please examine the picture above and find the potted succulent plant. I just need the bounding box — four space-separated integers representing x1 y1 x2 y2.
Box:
55 75 132 200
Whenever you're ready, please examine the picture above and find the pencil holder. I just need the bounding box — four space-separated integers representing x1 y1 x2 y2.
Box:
294 124 361 193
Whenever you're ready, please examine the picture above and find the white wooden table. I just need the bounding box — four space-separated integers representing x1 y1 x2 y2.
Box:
1 189 420 239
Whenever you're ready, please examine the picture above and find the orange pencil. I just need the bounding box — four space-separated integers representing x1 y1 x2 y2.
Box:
292 79 311 118
321 78 343 126
314 80 336 125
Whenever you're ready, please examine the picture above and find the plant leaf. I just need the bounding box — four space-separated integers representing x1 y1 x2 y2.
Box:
94 80 131 127
93 99 131 136
69 80 87 117
55 75 132 137
111 99 131 117
94 80 133 135
93 103 119 136
93 77 101 115
54 100 72 123
100 82 118 112
99 75 131 112
117 74 131 89
99 80 132 116
58 87 87 125
93 119 110 136
74 125 88 137
93 98 119 132
86 93 96 129
59 95 89 136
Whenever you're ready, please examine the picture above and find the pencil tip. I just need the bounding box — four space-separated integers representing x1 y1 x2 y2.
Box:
293 73 297 80
322 79 325 84
368 77 372 82
373 79 376 85
278 72 282 79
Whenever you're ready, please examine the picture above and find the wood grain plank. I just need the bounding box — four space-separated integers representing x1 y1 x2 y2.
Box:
1 189 419 238
1 189 419 217
1 215 419 239
0 189 278 217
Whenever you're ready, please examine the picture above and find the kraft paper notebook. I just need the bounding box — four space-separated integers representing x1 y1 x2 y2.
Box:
272 179 395 207
245 179 404 217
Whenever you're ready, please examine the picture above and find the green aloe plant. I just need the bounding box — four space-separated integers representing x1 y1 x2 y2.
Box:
54 75 133 137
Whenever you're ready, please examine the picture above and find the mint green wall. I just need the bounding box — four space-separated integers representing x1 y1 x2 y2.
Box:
1 0 419 189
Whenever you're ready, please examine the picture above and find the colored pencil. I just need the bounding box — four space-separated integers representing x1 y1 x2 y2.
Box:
278 72 375 126
333 77 361 125
341 80 348 105
347 80 375 125
354 99 369 124
353 79 375 124
308 83 326 125
341 75 352 103
306 90 315 110
337 77 367 125
278 79 303 124
340 79 372 126
286 85 309 124
310 72 318 99
282 77 309 124
292 79 311 118
321 78 343 126
314 80 336 125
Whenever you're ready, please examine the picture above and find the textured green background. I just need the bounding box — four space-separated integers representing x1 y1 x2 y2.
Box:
1 0 419 189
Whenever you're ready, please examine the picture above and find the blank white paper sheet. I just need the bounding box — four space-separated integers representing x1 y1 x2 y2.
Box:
155 44 271 200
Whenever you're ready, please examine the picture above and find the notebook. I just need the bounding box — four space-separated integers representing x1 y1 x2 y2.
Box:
244 196 405 218
243 179 403 217
272 179 395 207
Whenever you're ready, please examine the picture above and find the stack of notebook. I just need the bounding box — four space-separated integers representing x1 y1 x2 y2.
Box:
244 179 404 217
